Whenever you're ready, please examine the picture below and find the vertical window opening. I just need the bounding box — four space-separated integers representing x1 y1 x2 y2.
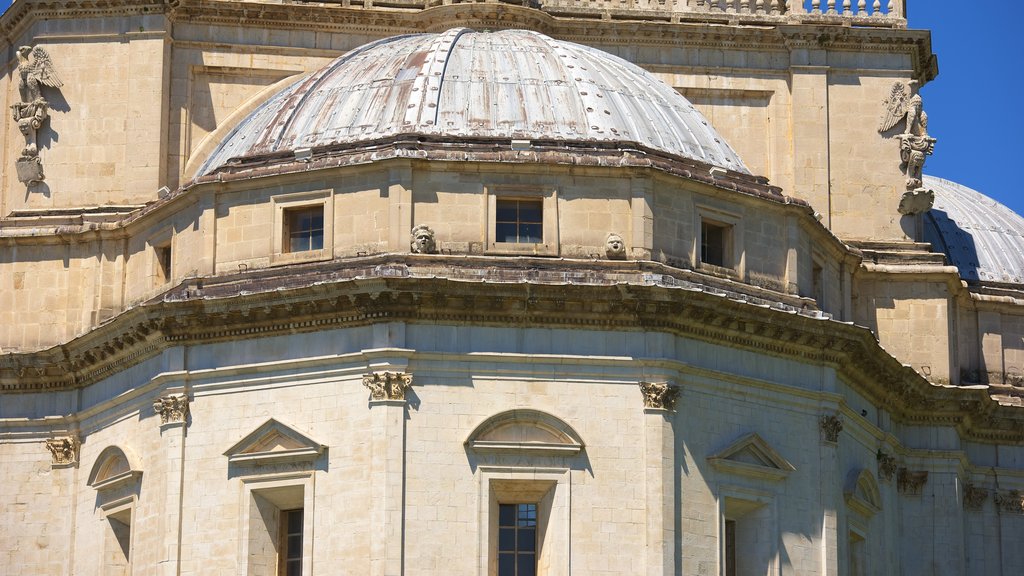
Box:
724 518 736 576
280 508 303 576
496 199 543 244
284 207 325 253
498 503 537 576
812 261 824 307
701 219 730 267
103 508 132 575
154 242 172 286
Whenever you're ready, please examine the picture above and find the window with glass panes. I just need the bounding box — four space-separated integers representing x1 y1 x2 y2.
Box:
285 207 324 252
498 503 537 576
495 199 542 243
280 509 303 576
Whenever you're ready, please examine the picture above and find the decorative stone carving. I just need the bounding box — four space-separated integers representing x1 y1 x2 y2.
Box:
363 371 413 401
10 46 62 185
410 224 437 254
995 490 1024 514
639 381 679 411
153 394 189 425
45 436 79 466
605 233 626 260
820 414 843 443
876 450 897 481
897 468 928 495
878 81 937 215
963 483 988 511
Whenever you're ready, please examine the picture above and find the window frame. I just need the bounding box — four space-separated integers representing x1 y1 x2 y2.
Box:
147 227 174 287
98 496 135 575
477 466 570 576
717 486 778 576
485 186 559 256
694 204 743 278
238 473 315 576
270 190 334 266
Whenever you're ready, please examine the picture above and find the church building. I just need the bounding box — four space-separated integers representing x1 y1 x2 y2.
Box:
2 0 1023 574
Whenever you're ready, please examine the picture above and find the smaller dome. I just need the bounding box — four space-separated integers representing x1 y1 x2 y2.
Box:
199 28 748 176
923 175 1024 285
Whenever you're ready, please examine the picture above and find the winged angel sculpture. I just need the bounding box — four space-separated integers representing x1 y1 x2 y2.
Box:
10 46 63 185
878 81 937 215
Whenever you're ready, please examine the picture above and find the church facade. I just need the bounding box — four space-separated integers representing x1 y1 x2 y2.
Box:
2 1 1024 575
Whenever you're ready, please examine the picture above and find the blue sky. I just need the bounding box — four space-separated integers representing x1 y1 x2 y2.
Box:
2 1 1019 215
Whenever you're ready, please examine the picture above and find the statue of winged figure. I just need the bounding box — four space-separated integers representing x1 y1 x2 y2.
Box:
878 81 937 215
16 45 63 103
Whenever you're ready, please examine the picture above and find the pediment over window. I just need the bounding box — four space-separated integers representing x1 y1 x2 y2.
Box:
88 446 142 492
224 419 325 466
707 433 795 481
466 409 584 456
845 469 882 517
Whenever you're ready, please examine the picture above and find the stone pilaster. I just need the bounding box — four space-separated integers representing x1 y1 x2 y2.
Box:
640 381 676 575
154 375 188 576
365 371 412 576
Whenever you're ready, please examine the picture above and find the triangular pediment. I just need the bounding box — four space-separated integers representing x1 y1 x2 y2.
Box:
224 419 325 466
707 433 795 481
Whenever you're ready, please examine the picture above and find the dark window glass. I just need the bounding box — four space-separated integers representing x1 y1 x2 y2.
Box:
281 508 303 576
701 220 729 267
286 207 324 253
495 199 543 244
498 503 537 576
724 519 736 576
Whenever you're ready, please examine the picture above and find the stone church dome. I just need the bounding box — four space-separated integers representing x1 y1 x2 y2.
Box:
198 28 748 176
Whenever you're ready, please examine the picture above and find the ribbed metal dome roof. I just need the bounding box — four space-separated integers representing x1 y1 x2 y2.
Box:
923 175 1024 285
198 28 748 176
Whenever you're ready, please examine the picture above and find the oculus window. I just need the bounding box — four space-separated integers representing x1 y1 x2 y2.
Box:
496 199 543 244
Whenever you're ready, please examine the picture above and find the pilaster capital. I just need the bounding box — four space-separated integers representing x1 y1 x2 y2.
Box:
153 393 189 425
363 371 413 401
639 381 679 411
45 435 79 467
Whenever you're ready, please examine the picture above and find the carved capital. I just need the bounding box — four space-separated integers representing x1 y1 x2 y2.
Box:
995 490 1024 514
964 483 988 511
45 436 79 466
820 414 843 443
363 371 413 401
153 394 189 425
897 468 928 495
876 451 897 482
639 381 679 411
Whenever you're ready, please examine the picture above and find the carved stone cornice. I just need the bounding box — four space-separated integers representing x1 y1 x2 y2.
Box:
876 451 897 482
363 371 413 401
820 414 843 443
45 435 79 466
153 393 189 425
964 483 988 511
897 468 928 495
639 381 679 411
995 490 1024 514
0 257 1022 443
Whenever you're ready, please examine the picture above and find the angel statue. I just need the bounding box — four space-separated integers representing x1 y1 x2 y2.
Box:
9 46 62 185
878 81 937 214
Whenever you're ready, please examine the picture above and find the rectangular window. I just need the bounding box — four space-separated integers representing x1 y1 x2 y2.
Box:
101 504 132 575
498 503 537 576
284 207 324 253
724 519 736 576
496 199 543 244
280 509 303 576
154 244 172 285
812 261 824 307
700 219 730 267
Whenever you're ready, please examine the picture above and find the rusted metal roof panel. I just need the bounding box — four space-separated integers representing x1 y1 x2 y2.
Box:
199 28 748 176
923 175 1024 285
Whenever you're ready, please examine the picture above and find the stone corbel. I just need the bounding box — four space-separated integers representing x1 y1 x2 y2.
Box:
363 371 413 401
153 394 190 425
820 414 843 443
897 468 928 495
639 381 679 411
45 435 79 467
